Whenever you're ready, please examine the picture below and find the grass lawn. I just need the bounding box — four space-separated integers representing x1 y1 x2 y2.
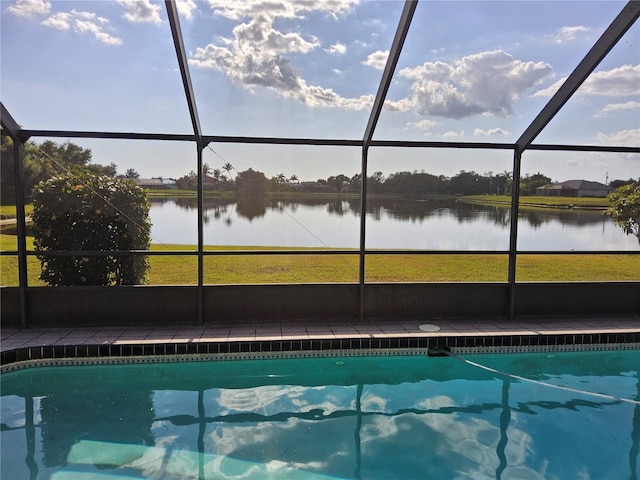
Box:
2 234 637 286
0 204 34 219
461 195 610 209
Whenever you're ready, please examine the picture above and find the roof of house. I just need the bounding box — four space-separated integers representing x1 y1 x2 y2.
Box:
134 178 164 187
538 180 612 190
202 175 219 184
558 180 611 190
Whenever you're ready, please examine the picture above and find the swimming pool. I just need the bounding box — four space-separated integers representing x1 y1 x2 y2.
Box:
1 350 638 479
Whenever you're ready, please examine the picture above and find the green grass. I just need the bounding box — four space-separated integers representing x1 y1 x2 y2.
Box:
1 234 637 286
0 204 34 219
461 195 610 209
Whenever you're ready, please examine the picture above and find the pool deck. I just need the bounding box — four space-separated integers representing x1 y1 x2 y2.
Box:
2 316 639 353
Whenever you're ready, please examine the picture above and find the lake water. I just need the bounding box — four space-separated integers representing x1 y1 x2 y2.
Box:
148 197 638 251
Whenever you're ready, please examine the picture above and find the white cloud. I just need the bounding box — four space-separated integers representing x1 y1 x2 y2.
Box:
7 0 50 17
41 9 122 45
75 18 121 45
325 42 347 55
117 0 162 25
535 65 640 97
595 101 640 117
600 101 640 113
41 11 71 29
204 0 359 21
363 50 389 69
176 0 197 20
596 129 640 147
190 11 372 110
473 127 511 136
443 130 465 138
554 25 590 44
566 159 583 167
406 119 438 130
393 50 552 119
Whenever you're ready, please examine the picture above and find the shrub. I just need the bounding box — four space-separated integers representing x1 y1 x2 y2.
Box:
607 183 640 246
33 173 151 285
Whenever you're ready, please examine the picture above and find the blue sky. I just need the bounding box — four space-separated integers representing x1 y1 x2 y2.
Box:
1 0 638 183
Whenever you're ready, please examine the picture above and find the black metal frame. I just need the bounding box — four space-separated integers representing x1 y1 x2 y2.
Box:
2 1 639 326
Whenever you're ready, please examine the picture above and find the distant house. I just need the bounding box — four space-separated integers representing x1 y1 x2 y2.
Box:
161 178 177 190
202 175 220 190
535 180 614 198
134 178 165 190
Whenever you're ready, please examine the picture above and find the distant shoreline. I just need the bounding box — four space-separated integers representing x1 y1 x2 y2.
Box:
459 194 610 211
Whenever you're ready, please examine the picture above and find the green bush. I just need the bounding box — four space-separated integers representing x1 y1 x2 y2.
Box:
33 173 151 286
607 183 640 245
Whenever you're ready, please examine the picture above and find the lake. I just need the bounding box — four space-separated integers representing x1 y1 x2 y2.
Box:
148 196 638 251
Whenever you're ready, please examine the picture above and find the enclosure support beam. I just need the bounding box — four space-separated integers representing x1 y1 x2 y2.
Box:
516 1 640 151
2 103 29 328
14 140 29 329
165 0 203 146
166 0 206 323
197 146 204 324
362 0 417 147
359 148 368 322
1 102 21 139
507 149 522 320
359 0 417 321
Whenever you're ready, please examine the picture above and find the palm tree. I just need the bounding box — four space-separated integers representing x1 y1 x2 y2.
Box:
222 162 234 180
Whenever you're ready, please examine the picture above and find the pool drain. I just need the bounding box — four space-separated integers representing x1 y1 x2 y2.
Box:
419 324 441 332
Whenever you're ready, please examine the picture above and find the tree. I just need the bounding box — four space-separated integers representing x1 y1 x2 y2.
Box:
1 135 17 203
87 162 117 177
327 174 350 192
449 170 486 195
222 162 234 181
124 168 140 179
521 172 552 195
609 178 637 189
236 168 268 195
607 183 640 245
32 172 151 285
1 138 113 202
494 170 513 195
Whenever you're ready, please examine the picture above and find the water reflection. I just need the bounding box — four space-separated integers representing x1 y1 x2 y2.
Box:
151 196 612 228
1 352 638 480
148 196 636 250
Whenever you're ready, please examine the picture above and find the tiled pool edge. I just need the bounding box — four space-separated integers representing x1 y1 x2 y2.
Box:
2 332 639 373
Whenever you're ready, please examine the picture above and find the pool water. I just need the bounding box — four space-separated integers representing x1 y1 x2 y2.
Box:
1 350 639 479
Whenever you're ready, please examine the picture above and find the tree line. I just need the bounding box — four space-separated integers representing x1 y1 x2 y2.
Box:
176 164 637 198
3 138 639 202
177 166 557 197
0 137 141 203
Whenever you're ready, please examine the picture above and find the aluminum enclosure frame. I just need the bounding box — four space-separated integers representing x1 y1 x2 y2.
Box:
1 1 639 327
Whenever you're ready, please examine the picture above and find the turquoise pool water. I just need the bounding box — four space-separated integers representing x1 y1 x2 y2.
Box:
1 350 639 479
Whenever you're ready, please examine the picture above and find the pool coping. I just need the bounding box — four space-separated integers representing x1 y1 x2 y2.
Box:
2 329 639 373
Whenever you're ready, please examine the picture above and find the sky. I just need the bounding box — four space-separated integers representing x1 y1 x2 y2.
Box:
1 0 639 184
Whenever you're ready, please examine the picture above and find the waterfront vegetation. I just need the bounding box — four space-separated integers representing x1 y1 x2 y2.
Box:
0 193 613 220
2 233 638 286
460 195 611 209
1 172 637 286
